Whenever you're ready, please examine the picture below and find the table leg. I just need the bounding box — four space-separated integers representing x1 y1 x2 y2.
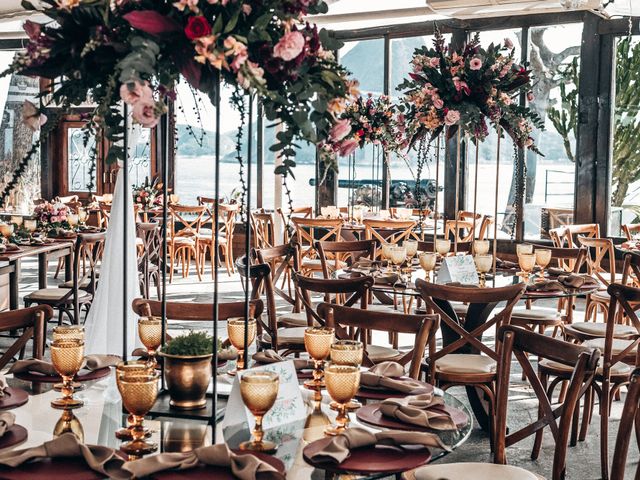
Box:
38 253 48 289
65 249 72 282
9 260 19 310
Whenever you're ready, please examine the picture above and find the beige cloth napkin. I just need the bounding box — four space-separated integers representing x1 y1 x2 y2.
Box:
558 274 600 289
307 427 449 464
123 442 284 479
8 355 121 375
526 280 565 293
0 412 15 438
0 432 128 479
380 393 457 430
360 362 431 394
0 374 8 397
253 350 314 371
496 258 518 270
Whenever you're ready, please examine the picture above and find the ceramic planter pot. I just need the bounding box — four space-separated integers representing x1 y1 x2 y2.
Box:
159 351 212 410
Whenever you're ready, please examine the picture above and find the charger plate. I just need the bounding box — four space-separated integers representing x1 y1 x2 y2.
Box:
356 378 434 400
13 367 111 384
0 388 29 410
356 403 469 432
0 424 28 451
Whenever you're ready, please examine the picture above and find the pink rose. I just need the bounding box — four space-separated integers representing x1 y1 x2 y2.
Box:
433 97 444 109
273 31 305 62
337 138 359 157
444 109 460 126
504 38 514 49
119 81 153 106
132 99 160 128
469 58 482 70
429 57 439 68
329 118 351 142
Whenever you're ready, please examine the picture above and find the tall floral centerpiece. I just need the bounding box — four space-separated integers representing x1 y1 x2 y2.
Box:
0 0 358 206
33 201 70 232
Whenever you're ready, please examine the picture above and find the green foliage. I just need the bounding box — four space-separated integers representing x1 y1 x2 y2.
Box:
163 331 217 357
546 57 579 163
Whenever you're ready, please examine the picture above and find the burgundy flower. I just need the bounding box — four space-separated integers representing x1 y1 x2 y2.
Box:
184 16 211 40
23 20 41 40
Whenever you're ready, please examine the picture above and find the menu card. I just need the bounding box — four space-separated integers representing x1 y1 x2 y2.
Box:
437 255 479 285
221 360 305 431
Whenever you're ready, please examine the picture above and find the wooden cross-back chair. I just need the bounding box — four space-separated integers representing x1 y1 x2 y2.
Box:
363 219 416 259
196 198 239 277
167 204 206 282
316 239 376 279
622 223 640 241
444 220 476 243
254 243 302 327
555 280 640 479
318 303 439 377
251 209 277 249
565 223 600 247
235 258 306 356
609 367 640 480
276 206 312 244
577 235 616 322
291 217 343 276
0 305 52 370
415 279 526 440
417 240 471 254
136 222 162 300
549 226 568 247
25 232 105 325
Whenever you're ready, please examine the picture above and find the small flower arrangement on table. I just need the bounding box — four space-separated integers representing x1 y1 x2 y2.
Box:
133 177 162 209
33 201 71 234
398 30 544 151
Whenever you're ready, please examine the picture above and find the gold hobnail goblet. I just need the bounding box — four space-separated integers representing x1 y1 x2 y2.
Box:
535 248 552 282
138 316 162 368
78 208 89 225
473 239 490 255
324 364 361 436
0 223 14 244
303 327 334 400
239 370 280 453
52 326 85 392
330 340 363 411
518 253 537 282
24 219 37 234
435 239 451 258
67 213 79 229
390 246 406 273
474 254 493 288
227 317 257 375
118 372 159 458
403 240 418 264
516 243 533 256
53 408 84 442
419 252 437 282
50 339 85 410
115 361 154 440
381 242 393 263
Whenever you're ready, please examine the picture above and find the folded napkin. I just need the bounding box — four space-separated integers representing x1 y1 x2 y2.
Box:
253 350 314 371
526 280 565 293
0 374 8 397
123 442 284 480
307 428 448 464
0 412 15 438
360 362 431 395
351 259 377 269
380 393 457 430
0 432 128 480
8 354 121 376
557 273 600 289
496 258 518 270
546 267 568 277
373 272 400 285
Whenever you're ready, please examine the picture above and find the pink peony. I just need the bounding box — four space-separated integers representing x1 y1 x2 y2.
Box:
337 138 359 157
444 109 460 126
429 57 439 68
329 119 352 142
273 31 305 62
504 38 514 49
469 58 483 70
119 81 153 106
132 99 160 128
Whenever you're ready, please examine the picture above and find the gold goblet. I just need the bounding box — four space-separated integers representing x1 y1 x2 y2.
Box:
419 252 437 282
303 327 334 400
518 253 536 282
324 364 361 436
52 326 85 392
118 372 159 458
403 240 418 264
0 223 14 244
50 339 85 409
330 340 363 411
516 243 533 256
435 239 451 257
535 248 552 281
473 239 490 255
239 370 279 453
389 246 406 273
115 361 154 440
53 408 84 442
10 216 23 228
227 317 257 375
138 316 162 368
474 254 493 288
78 208 89 225
24 219 37 234
67 213 79 229
381 242 393 263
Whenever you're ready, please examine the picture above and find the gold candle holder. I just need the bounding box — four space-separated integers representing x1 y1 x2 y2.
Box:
117 372 159 458
474 254 493 288
535 248 552 281
303 327 334 399
330 340 363 412
53 408 84 443
324 364 360 436
239 370 279 453
227 317 257 375
50 339 85 410
115 361 154 440
138 316 162 368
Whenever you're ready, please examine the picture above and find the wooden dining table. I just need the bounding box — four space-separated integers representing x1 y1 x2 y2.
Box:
0 240 74 310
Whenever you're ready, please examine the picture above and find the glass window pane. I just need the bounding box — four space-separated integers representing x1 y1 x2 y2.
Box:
67 127 97 193
128 126 152 187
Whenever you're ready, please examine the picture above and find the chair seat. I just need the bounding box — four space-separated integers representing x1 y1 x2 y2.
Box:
568 322 637 338
539 357 631 376
25 288 92 303
171 237 195 246
277 311 320 327
262 327 307 344
366 344 401 363
435 354 497 374
590 290 610 302
412 462 541 480
511 307 563 325
583 338 637 356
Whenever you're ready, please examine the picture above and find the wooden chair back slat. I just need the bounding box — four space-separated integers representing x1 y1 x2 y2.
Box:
291 218 343 262
0 305 52 370
622 223 640 241
577 235 615 286
610 367 640 480
364 219 416 259
316 239 376 279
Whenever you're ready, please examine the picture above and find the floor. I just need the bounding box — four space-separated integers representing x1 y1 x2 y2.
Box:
4 257 639 479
